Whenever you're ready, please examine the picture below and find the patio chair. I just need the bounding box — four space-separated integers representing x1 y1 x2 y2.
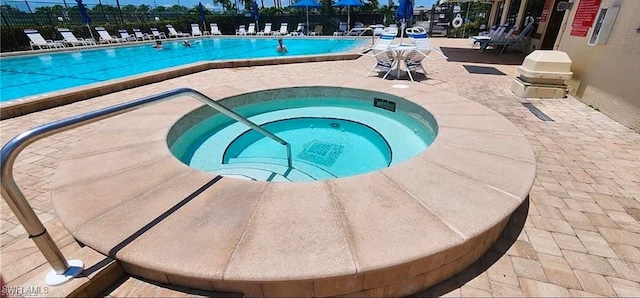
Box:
473 25 509 48
95 27 124 43
257 23 272 36
150 28 167 39
366 31 398 78
246 23 256 35
210 23 222 35
407 27 448 60
275 23 289 36
191 24 204 36
469 24 505 47
310 25 323 36
236 25 247 35
347 22 364 36
480 22 534 54
290 23 305 36
24 29 65 50
57 28 95 47
166 24 190 38
333 22 348 36
118 29 137 42
133 28 151 41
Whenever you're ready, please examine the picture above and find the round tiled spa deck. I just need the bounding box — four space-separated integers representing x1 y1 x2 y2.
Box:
51 81 536 297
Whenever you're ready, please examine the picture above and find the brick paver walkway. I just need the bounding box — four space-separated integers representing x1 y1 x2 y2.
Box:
1 38 639 297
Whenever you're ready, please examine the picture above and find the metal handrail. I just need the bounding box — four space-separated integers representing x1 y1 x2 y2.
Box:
0 87 291 282
342 27 376 46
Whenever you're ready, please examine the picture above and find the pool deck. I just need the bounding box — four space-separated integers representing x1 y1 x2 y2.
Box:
1 38 640 297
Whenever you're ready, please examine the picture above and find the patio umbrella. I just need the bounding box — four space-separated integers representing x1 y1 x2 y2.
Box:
333 0 364 31
198 2 206 29
76 0 94 41
396 0 413 44
290 0 321 35
252 1 259 33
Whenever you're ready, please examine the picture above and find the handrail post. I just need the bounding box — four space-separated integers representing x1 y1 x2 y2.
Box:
0 87 291 287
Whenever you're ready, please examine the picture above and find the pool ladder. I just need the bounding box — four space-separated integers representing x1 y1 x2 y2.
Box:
0 87 291 285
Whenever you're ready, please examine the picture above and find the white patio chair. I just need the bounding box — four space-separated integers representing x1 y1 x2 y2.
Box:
150 28 167 39
57 28 95 46
133 28 151 40
246 23 256 35
365 31 398 78
333 22 347 36
236 25 246 35
118 29 137 42
210 23 222 35
24 29 65 50
191 24 204 36
166 24 190 38
257 23 272 36
274 23 288 36
95 27 124 43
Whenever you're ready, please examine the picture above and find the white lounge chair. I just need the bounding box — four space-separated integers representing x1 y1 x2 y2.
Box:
274 23 288 36
470 24 506 48
236 25 246 35
290 23 305 36
310 25 323 36
191 24 204 36
257 23 272 36
57 28 95 46
166 24 190 38
133 28 151 41
118 29 137 42
366 30 398 78
150 28 167 39
246 23 256 35
24 29 65 50
210 23 222 35
333 22 348 36
402 27 448 81
95 27 124 43
480 22 535 54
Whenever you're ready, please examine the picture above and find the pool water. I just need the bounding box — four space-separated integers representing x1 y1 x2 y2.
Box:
171 97 437 182
0 38 365 103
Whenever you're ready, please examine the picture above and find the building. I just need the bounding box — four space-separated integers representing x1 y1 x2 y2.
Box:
441 0 640 132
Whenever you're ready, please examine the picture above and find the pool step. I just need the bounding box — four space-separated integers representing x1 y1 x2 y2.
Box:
208 157 337 181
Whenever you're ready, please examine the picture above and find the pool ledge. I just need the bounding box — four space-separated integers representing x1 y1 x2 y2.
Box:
50 80 536 296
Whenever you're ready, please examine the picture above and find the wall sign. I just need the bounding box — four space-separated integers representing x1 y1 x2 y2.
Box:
374 98 396 112
570 0 603 37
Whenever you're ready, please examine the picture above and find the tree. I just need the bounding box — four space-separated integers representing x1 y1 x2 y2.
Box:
34 4 67 15
1 4 24 14
137 4 150 12
121 4 136 12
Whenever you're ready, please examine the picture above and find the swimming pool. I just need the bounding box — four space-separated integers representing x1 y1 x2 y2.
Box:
169 87 438 182
0 38 366 103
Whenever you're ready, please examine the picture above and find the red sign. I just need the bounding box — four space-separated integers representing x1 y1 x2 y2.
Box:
570 0 603 37
540 0 554 22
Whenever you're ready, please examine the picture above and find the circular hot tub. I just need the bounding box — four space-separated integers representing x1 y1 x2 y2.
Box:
168 87 438 181
51 84 535 297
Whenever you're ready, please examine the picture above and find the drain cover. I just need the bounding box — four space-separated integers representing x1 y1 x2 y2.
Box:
297 140 344 167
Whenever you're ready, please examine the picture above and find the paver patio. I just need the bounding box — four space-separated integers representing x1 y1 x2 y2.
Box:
1 38 639 297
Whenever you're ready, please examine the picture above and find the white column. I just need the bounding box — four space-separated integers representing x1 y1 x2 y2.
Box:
515 0 529 29
488 0 500 28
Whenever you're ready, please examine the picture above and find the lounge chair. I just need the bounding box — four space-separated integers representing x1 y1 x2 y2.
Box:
257 23 272 36
236 25 246 35
24 29 65 50
469 24 505 47
95 27 124 43
310 25 323 36
150 28 167 39
366 30 397 78
290 23 305 36
246 23 256 35
402 27 448 81
191 24 204 36
166 24 190 38
480 22 534 54
274 23 288 36
347 22 365 36
133 28 151 41
118 29 137 42
210 23 222 35
333 22 348 36
57 28 95 46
